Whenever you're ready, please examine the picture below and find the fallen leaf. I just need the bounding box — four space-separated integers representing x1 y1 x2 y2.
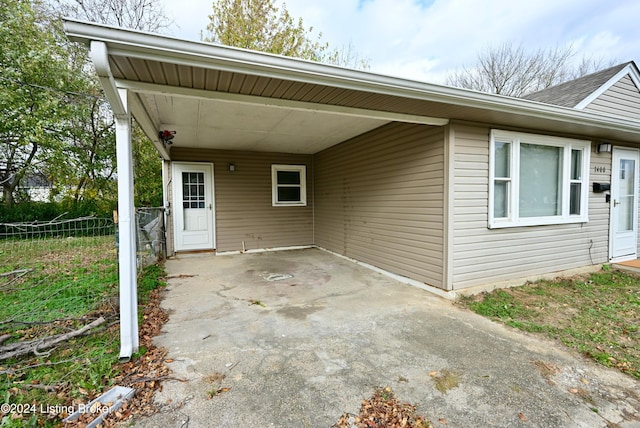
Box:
518 412 528 421
569 388 579 394
165 359 174 363
438 417 448 424
428 371 438 377
90 401 102 413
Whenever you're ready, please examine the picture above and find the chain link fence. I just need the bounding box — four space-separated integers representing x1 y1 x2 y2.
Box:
0 211 165 329
135 207 166 269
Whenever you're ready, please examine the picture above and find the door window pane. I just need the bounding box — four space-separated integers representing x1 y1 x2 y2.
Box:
182 172 205 209
519 143 562 217
618 159 636 232
619 195 634 231
620 160 635 194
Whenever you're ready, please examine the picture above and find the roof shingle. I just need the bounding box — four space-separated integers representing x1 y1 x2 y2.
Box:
523 62 632 107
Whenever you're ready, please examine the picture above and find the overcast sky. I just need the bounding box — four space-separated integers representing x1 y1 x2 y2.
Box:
160 0 640 84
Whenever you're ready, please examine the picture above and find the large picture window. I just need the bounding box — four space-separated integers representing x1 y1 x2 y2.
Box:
271 165 307 206
489 130 590 228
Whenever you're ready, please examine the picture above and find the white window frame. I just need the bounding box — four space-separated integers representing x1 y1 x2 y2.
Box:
489 130 590 228
271 164 307 206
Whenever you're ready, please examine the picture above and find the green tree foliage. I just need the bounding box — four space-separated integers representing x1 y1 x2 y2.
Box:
57 0 168 208
133 126 163 207
204 0 328 60
0 0 166 219
0 0 75 207
204 0 369 69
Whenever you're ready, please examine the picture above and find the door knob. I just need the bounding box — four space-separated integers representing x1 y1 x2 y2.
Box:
614 199 620 207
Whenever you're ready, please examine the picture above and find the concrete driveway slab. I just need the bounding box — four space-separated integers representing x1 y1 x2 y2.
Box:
133 249 640 428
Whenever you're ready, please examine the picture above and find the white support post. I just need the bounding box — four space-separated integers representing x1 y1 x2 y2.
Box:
116 88 139 360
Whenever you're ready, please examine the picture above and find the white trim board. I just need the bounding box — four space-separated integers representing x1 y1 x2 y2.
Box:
575 63 640 110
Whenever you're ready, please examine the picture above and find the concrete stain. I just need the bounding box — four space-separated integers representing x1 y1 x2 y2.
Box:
276 305 324 320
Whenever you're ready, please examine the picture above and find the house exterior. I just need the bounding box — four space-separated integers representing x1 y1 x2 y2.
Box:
64 20 640 357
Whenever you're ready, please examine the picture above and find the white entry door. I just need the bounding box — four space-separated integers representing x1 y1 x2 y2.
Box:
172 163 215 251
610 148 639 261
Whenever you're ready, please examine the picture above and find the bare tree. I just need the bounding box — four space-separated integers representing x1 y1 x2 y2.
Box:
57 0 172 33
446 42 609 97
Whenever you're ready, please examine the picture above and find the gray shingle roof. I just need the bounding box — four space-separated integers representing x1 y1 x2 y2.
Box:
523 62 633 107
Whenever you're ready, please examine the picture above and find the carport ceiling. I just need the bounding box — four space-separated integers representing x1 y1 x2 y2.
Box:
136 92 390 153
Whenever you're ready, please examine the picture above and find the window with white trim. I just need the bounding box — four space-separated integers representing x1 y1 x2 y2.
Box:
489 130 590 228
271 165 307 206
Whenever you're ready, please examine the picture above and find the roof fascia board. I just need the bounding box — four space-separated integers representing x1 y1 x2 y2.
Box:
575 63 640 110
117 79 450 126
65 20 640 137
128 93 171 159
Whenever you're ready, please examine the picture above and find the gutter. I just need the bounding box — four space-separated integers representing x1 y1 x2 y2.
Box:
89 41 127 119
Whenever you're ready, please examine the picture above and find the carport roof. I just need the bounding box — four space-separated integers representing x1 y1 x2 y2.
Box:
64 19 640 159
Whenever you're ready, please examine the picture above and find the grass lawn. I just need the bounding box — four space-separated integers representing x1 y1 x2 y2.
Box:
0 235 166 427
459 267 640 379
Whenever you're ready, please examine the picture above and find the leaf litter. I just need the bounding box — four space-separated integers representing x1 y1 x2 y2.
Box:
333 386 431 427
65 286 173 427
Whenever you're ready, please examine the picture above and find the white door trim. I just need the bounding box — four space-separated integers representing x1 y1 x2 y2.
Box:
609 147 639 262
172 162 216 251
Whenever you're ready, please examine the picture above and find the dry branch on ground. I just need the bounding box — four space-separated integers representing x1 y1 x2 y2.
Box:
0 317 105 360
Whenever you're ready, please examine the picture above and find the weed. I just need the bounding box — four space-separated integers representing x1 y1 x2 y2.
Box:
464 290 532 320
432 370 460 394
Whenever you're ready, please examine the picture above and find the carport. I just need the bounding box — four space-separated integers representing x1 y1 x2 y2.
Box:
64 19 452 359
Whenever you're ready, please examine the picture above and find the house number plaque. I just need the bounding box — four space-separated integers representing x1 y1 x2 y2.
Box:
594 166 607 173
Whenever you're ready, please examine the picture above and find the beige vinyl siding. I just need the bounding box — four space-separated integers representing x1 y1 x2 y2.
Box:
451 124 610 289
314 123 445 288
584 75 640 121
171 148 312 252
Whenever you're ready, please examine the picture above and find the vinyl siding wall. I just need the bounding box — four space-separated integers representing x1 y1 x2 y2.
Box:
314 123 445 288
584 75 640 121
451 123 610 290
170 148 313 253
